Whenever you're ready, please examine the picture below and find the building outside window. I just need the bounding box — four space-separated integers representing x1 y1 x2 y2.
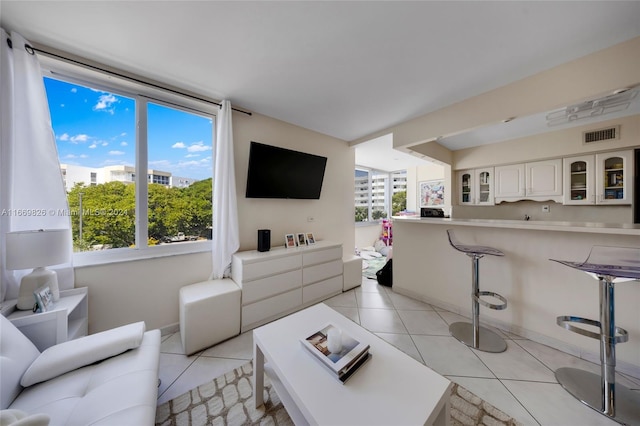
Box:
43 69 215 254
355 168 407 222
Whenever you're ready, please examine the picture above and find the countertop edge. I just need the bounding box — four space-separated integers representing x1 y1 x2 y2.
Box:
392 217 640 236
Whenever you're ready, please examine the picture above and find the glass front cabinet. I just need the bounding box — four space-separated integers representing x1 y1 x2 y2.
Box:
458 168 494 206
563 150 633 205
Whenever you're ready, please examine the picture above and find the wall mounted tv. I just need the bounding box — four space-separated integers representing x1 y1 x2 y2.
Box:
245 141 327 199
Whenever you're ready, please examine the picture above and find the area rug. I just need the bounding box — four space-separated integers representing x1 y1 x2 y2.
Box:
155 361 523 426
361 255 387 279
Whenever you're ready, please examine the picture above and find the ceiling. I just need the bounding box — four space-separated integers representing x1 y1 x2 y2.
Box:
2 1 640 171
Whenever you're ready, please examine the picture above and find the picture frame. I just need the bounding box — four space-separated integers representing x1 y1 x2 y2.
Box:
33 285 53 313
285 234 296 248
296 233 307 246
419 180 445 207
305 232 316 245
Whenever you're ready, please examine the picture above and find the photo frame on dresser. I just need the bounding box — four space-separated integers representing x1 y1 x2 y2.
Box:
33 285 53 313
297 233 307 246
306 232 316 245
285 234 296 248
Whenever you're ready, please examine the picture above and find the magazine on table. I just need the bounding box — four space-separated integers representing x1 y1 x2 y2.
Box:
301 324 371 382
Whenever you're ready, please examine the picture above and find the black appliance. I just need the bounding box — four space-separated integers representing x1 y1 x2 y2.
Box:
421 207 445 218
257 229 271 252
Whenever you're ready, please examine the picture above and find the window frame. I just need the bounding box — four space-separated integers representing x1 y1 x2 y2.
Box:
354 166 408 225
40 56 217 266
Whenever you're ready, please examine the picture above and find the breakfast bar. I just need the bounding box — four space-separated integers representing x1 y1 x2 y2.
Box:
391 217 640 377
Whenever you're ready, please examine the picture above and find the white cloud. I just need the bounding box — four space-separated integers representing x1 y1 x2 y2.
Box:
120 132 127 137
58 133 69 141
101 142 108 147
186 141 211 153
185 154 200 158
79 154 89 158
93 93 118 114
65 154 77 159
89 143 97 149
120 141 128 147
70 134 89 143
60 104 65 108
108 150 125 156
70 88 77 93
172 142 186 149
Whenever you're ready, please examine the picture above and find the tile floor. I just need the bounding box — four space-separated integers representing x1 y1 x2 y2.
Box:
158 277 640 425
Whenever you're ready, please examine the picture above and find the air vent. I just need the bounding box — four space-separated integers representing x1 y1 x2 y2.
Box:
583 126 620 144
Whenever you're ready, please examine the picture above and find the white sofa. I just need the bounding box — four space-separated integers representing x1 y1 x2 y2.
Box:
0 314 161 425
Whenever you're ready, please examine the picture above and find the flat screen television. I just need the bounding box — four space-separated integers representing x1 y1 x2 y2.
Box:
245 141 327 199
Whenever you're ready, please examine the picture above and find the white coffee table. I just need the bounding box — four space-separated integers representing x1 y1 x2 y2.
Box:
253 303 452 425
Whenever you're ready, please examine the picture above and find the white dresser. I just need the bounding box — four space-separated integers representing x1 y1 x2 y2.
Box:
232 241 343 332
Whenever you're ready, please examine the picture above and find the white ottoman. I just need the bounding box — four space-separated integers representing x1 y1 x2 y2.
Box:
343 255 363 291
179 278 241 355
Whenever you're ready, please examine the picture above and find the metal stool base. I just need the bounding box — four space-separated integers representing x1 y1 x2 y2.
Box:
449 322 507 353
556 367 640 425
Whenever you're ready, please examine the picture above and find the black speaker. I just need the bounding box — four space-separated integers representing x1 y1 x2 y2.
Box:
257 229 271 252
420 207 445 218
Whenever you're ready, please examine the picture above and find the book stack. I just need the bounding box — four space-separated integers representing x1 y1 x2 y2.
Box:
301 324 371 383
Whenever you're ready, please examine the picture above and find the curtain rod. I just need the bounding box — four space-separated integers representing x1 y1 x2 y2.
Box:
29 44 252 116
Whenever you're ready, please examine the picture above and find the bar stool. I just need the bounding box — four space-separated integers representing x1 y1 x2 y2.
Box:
550 245 640 425
446 229 508 353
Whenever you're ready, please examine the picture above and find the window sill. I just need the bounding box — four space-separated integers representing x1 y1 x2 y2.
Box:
73 240 211 268
355 220 384 227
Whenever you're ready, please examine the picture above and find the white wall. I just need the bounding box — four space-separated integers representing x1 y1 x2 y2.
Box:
76 111 355 333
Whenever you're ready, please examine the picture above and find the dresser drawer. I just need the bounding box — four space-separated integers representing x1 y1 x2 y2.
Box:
242 269 302 305
302 246 342 267
242 288 302 328
302 276 343 304
303 259 342 285
242 254 302 282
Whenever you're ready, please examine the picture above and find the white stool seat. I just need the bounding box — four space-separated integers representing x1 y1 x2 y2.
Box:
179 279 241 355
343 255 363 291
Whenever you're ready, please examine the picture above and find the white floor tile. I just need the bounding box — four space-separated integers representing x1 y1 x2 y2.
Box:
201 331 253 360
355 290 394 309
375 332 424 364
160 332 191 355
359 279 386 293
358 308 408 334
323 290 358 308
447 376 539 426
436 310 470 325
157 352 198 401
412 335 494 378
157 356 248 405
502 380 620 426
388 292 434 310
329 306 360 324
397 310 451 335
472 340 556 382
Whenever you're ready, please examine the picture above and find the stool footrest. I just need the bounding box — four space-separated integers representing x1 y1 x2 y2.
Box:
556 315 628 343
474 291 507 310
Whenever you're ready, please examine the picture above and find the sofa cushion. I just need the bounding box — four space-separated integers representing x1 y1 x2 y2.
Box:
0 316 40 409
21 322 146 387
10 330 160 426
0 409 50 426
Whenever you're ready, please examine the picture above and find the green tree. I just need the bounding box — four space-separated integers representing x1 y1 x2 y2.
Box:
372 209 387 220
355 206 368 222
392 190 407 215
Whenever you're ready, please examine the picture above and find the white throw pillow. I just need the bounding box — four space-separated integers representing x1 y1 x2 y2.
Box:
21 322 146 387
0 409 50 426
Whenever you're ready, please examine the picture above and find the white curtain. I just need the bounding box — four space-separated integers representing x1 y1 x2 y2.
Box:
210 100 239 279
0 29 74 302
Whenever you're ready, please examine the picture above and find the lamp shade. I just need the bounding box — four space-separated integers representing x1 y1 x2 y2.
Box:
6 229 71 270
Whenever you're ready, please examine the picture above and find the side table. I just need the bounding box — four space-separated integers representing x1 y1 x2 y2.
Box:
1 287 88 351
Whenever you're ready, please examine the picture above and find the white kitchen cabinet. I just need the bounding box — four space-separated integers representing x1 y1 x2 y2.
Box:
595 150 633 205
563 155 596 205
232 241 343 332
495 159 562 203
563 150 633 205
457 167 494 206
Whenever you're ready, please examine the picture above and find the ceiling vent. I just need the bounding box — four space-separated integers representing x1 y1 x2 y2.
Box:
583 125 620 144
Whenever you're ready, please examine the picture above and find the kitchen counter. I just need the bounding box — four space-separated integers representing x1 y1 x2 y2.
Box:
391 217 640 376
392 216 640 235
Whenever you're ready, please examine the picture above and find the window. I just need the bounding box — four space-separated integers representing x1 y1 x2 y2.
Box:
355 167 407 222
42 64 215 257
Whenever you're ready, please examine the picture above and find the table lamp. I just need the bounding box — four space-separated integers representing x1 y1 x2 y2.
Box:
6 229 71 310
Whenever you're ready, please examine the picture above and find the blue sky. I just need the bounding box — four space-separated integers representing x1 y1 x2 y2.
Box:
44 77 213 180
